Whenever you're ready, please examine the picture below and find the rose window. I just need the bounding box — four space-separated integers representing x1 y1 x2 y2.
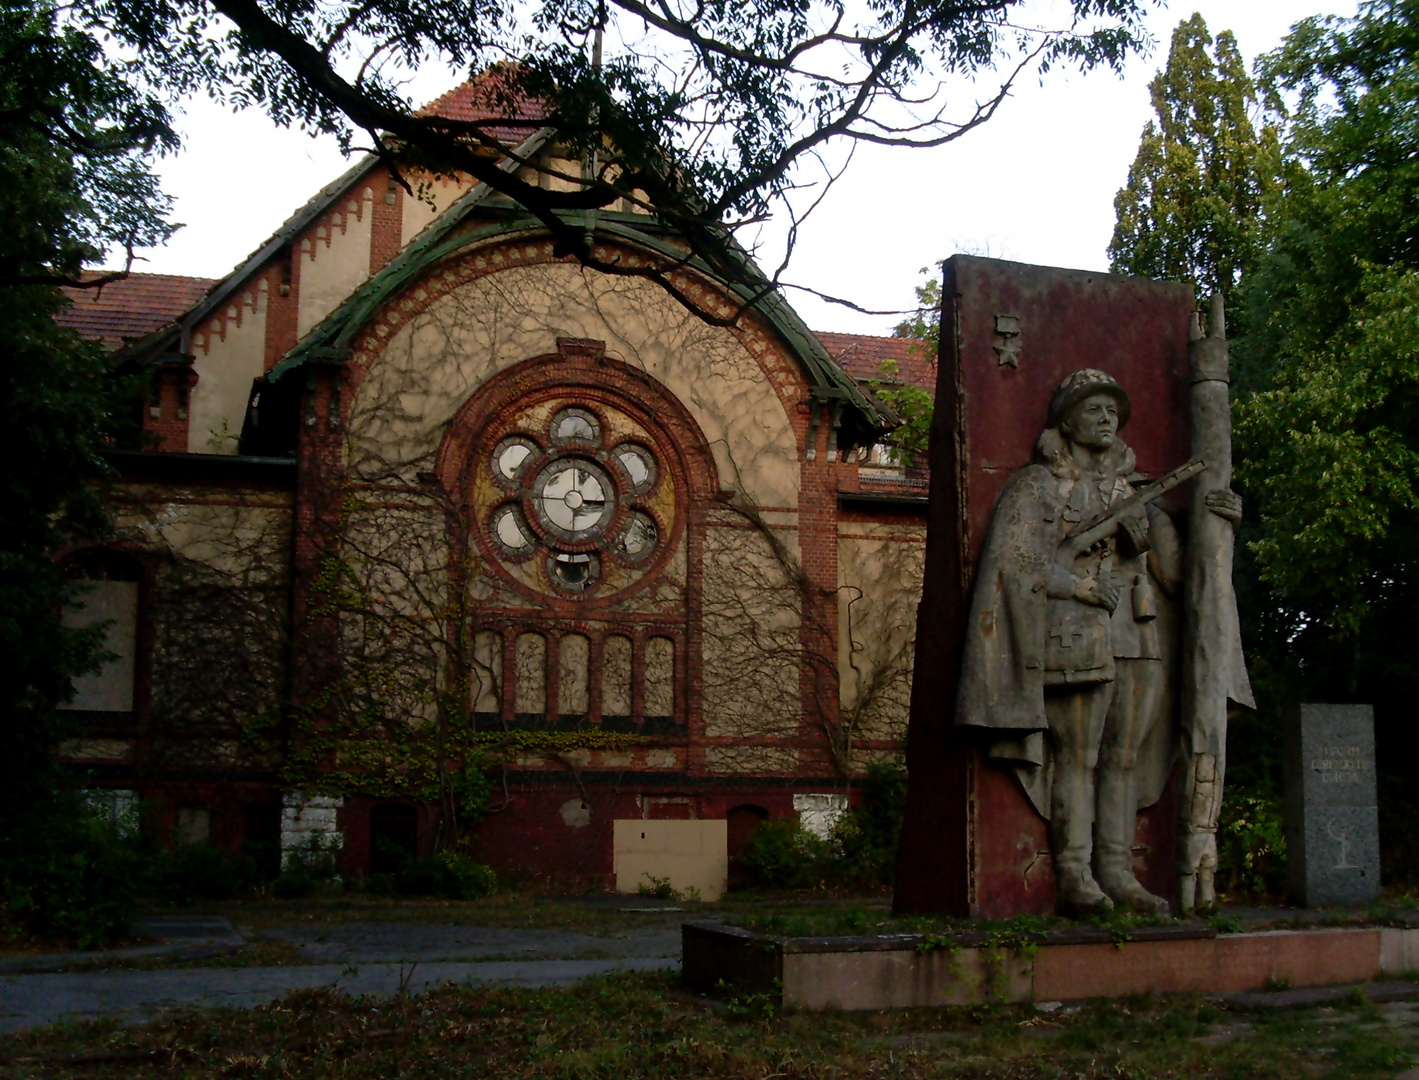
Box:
480 405 668 597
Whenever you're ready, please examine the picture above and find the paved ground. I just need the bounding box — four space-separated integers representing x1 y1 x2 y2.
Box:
0 956 679 1033
258 921 681 963
0 917 682 1033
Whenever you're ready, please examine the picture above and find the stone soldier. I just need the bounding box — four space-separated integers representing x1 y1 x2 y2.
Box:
956 369 1241 915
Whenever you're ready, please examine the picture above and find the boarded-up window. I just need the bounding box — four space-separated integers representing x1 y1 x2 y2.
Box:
61 561 139 714
602 635 632 721
514 632 547 715
559 634 590 717
175 806 212 846
471 629 503 716
645 637 675 718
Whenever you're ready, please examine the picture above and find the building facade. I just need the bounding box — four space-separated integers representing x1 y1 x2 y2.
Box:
57 85 932 888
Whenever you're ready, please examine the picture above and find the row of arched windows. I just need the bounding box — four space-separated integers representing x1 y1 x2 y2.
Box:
470 628 678 728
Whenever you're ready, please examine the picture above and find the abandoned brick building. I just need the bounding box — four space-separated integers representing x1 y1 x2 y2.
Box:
55 82 933 891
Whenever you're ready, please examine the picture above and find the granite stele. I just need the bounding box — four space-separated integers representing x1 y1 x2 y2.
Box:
1285 703 1381 907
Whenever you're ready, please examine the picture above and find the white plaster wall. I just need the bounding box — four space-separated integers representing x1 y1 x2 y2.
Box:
401 172 474 243
190 279 268 454
837 522 925 742
298 188 375 339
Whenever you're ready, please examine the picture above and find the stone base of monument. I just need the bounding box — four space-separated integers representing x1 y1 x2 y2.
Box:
683 921 1419 1012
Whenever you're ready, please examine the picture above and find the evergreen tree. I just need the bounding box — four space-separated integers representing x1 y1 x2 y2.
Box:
1108 14 1280 296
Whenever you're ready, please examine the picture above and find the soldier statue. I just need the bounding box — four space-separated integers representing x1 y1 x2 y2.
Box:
955 365 1245 916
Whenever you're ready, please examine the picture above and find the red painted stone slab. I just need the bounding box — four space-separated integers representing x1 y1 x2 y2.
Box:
896 256 1196 917
1032 930 1384 1000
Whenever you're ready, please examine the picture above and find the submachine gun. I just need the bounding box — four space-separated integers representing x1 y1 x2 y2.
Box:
1055 458 1207 568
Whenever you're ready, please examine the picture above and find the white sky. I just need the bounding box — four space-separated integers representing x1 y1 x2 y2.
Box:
136 0 1354 336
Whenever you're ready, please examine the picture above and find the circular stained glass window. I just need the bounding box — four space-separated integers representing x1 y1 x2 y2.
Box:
613 443 656 494
491 505 537 555
615 512 658 563
531 459 615 542
482 402 666 598
548 551 600 592
550 407 599 444
493 437 538 486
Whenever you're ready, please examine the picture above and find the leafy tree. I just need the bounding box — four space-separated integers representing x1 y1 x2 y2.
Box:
0 2 175 940
1235 0 1419 645
864 264 943 465
1108 13 1280 297
1221 0 1419 885
85 0 1151 317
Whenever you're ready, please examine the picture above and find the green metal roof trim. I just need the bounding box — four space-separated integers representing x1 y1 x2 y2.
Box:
267 170 889 435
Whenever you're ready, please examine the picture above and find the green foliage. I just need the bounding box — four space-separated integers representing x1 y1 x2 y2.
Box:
1217 787 1288 898
833 762 907 885
636 875 676 900
0 801 144 949
1237 262 1419 636
271 835 344 899
735 765 906 891
149 841 274 905
891 265 942 364
1108 14 1280 296
870 266 941 466
396 851 497 900
0 1 176 945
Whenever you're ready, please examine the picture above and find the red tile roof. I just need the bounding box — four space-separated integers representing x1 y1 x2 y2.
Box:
815 331 936 396
417 71 548 147
56 272 217 351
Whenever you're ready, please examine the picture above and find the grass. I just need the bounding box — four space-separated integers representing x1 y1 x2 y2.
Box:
2 971 1417 1079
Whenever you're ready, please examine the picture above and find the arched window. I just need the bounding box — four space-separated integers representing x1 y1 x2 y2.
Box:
602 635 633 729
514 632 547 718
558 634 590 720
644 637 675 730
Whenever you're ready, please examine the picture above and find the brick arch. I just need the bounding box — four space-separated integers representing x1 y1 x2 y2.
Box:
436 337 716 616
339 233 810 442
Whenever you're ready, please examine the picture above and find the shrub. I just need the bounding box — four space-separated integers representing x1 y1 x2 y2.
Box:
271 834 343 899
151 842 259 905
1 802 145 949
397 851 497 900
736 819 838 889
1217 783 1287 898
735 763 907 892
836 762 906 885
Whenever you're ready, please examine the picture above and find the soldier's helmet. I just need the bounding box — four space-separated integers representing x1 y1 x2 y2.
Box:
1047 368 1131 430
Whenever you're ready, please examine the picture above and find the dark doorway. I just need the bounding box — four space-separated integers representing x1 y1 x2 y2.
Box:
369 803 418 874
242 803 281 880
726 804 769 861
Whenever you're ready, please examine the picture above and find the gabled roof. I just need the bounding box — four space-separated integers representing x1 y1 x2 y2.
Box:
416 73 547 146
267 138 894 444
112 75 541 364
58 272 217 350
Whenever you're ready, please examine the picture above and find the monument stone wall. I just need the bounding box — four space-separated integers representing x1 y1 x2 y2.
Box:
895 255 1196 917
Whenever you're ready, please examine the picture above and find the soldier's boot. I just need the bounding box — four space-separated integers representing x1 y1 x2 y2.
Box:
1051 764 1113 918
1095 767 1170 916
